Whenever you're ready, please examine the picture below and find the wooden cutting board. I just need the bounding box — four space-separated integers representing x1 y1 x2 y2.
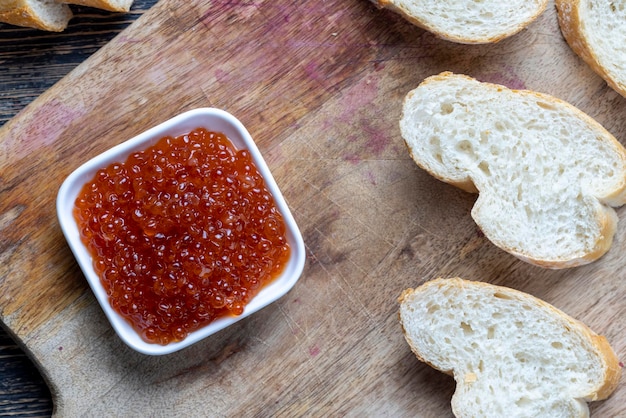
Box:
1 0 624 415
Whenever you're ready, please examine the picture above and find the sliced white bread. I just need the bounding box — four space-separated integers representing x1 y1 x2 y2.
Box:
400 72 626 268
60 0 133 12
0 0 72 32
399 277 622 418
556 0 626 98
369 0 548 44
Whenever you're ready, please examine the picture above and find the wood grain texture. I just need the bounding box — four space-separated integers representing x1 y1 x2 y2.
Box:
0 2 155 126
0 0 624 416
0 327 52 417
0 2 156 416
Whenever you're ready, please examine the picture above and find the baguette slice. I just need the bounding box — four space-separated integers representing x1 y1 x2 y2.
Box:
369 0 548 44
400 72 626 268
0 0 72 31
60 0 133 12
399 278 622 418
556 0 626 98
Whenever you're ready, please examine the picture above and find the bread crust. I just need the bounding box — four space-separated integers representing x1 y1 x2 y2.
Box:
398 278 623 414
473 189 619 269
401 72 626 268
0 0 133 31
370 0 548 44
410 72 626 205
0 2 72 32
556 0 626 98
60 0 132 12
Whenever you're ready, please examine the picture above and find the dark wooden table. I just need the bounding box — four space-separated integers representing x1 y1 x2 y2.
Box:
0 2 157 415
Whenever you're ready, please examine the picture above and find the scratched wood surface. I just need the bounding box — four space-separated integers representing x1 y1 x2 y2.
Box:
0 0 624 416
0 3 157 416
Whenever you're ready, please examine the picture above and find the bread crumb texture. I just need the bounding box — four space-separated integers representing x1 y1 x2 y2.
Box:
556 0 626 97
373 0 548 43
399 278 622 418
400 72 626 268
0 0 133 31
0 0 73 32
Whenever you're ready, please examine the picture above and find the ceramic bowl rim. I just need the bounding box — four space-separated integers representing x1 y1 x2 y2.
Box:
56 108 306 355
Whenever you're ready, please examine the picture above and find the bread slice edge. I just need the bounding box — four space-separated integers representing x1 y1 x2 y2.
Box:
556 0 626 98
400 72 626 268
0 1 73 32
398 278 623 408
370 0 549 44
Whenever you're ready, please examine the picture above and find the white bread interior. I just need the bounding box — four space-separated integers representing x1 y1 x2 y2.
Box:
370 0 549 44
399 277 622 418
0 0 73 31
556 0 626 98
0 0 133 31
400 72 626 268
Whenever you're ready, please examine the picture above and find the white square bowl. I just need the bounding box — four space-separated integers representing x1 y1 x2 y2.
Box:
57 108 306 355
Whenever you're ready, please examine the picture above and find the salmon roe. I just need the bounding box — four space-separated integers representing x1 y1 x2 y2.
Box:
74 128 291 345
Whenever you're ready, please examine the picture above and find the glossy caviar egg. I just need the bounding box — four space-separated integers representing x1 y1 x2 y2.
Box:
74 128 290 345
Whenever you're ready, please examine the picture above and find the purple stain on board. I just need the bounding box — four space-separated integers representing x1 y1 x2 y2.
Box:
304 61 324 83
214 68 230 83
363 122 390 156
343 152 361 164
5 98 88 161
338 76 393 159
342 125 391 163
309 345 321 357
477 67 527 90
338 76 379 124
365 170 377 185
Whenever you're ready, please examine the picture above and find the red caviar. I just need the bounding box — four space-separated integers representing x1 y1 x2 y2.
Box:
74 128 291 345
